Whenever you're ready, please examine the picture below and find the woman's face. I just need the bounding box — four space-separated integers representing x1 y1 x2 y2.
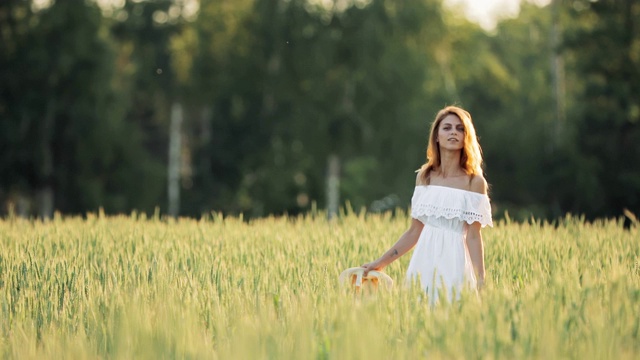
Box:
437 114 465 151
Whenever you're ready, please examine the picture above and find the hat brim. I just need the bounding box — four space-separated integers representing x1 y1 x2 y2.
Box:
338 267 393 289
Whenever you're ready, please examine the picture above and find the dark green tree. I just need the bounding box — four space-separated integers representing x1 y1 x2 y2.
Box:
184 0 447 217
451 3 561 219
0 0 164 216
0 0 38 214
563 0 640 218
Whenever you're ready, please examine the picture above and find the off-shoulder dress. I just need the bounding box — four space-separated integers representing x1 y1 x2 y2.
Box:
407 185 493 303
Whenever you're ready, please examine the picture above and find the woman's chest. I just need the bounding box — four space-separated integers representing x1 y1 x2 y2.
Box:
427 175 471 191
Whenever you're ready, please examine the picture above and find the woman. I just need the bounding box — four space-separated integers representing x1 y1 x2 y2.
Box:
361 106 492 304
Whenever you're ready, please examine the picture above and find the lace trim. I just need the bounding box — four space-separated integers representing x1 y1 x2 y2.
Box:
410 186 493 227
411 203 491 226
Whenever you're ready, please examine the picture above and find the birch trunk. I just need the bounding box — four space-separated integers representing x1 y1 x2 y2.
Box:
168 101 183 217
37 98 55 219
551 0 566 150
326 154 340 220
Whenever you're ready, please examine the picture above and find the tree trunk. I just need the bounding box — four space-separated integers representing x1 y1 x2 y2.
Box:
435 48 459 100
550 0 566 151
36 187 53 219
37 98 55 219
326 154 340 220
168 101 183 217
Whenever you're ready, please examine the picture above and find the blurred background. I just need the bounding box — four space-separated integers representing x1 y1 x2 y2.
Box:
0 0 638 221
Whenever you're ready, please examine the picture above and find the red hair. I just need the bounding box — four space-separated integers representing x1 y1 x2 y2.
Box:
418 106 484 183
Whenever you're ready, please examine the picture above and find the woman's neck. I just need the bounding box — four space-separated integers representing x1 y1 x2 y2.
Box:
438 149 465 178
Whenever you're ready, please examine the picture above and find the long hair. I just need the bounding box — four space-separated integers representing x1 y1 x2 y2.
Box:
418 106 484 184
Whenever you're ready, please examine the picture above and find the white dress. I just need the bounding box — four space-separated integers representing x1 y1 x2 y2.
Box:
406 185 493 304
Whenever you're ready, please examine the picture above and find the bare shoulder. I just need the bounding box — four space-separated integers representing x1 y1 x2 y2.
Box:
415 167 428 186
469 174 488 194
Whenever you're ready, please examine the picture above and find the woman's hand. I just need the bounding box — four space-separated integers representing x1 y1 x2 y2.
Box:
360 219 423 277
361 260 384 276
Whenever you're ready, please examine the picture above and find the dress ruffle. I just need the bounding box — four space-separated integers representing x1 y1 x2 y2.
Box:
411 185 493 227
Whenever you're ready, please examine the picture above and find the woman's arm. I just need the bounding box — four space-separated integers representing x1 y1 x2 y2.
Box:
361 218 424 275
466 222 485 288
467 174 487 288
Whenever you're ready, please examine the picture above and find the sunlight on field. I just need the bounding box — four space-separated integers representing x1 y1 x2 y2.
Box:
0 210 638 359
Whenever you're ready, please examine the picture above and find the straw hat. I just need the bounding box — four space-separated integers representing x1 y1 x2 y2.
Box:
338 267 393 292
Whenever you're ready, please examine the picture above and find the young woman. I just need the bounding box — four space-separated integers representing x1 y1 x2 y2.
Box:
361 106 493 303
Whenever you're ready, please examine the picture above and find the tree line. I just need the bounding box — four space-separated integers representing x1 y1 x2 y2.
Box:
1 0 638 221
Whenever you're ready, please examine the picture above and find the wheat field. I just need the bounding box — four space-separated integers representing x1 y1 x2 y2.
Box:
0 209 638 359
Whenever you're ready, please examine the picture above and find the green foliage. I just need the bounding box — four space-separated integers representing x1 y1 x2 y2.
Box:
562 0 640 218
1 0 638 220
0 213 638 358
0 0 164 214
183 0 442 217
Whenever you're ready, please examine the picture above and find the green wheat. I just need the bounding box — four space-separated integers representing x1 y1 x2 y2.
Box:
0 210 638 359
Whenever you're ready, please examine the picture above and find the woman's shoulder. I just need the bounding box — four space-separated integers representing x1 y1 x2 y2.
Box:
415 166 429 186
469 174 488 195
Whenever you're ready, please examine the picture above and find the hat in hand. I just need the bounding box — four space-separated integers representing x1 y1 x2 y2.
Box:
338 267 393 293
